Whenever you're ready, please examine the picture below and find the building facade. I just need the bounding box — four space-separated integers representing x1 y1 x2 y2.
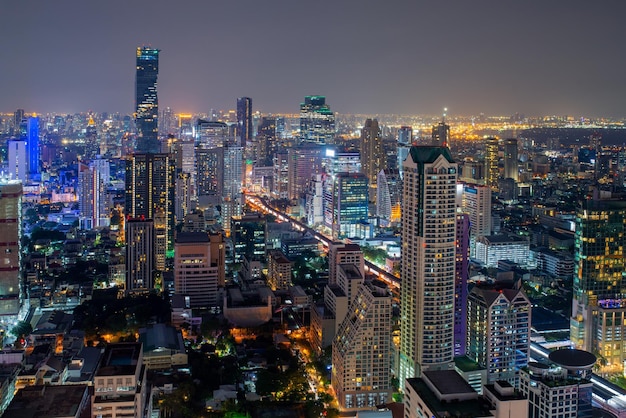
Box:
135 47 160 154
299 96 335 144
0 180 22 316
399 146 457 383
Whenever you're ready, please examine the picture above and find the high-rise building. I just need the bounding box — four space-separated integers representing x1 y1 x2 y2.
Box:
236 97 252 149
0 179 22 316
503 138 518 181
135 47 159 154
461 183 492 246
332 280 392 410
360 118 386 200
376 169 402 226
431 120 450 148
454 213 470 357
223 146 243 200
300 96 335 144
484 137 499 190
399 146 457 383
331 173 369 239
520 350 595 418
272 151 289 200
398 126 413 145
26 116 39 179
287 145 324 201
125 218 155 292
125 153 176 253
174 232 225 308
78 162 107 229
7 140 27 183
196 120 228 149
267 250 292 291
231 213 266 264
466 280 531 385
196 148 224 201
571 198 626 373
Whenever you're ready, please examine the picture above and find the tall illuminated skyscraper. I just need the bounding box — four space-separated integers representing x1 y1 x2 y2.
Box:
125 153 175 258
26 116 40 179
484 137 499 190
135 46 160 154
360 118 385 201
571 198 626 373
300 96 335 144
332 173 369 239
236 97 252 149
0 179 22 316
399 146 457 383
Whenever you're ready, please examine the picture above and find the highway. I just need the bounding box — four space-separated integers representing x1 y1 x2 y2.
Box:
244 192 626 407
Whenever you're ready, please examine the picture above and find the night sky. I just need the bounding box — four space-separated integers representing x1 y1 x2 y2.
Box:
1 1 625 117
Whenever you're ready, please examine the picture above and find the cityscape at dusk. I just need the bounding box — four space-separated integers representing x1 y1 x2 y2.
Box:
2 2 626 418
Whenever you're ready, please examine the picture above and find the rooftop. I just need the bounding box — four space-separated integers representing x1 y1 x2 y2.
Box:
4 384 89 418
96 342 142 376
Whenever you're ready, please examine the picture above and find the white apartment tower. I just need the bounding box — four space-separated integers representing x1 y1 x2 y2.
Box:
399 146 457 383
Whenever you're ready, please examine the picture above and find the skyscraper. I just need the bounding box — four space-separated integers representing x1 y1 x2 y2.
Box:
332 280 393 410
484 137 499 190
26 116 39 179
376 169 402 226
125 153 175 254
503 138 518 181
299 96 335 144
0 179 22 316
332 173 369 239
126 218 155 292
454 213 470 357
236 97 252 149
135 46 160 154
431 120 450 148
399 146 457 383
7 140 27 183
360 118 386 201
571 198 626 373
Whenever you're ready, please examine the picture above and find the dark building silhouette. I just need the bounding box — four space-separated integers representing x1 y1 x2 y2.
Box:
236 97 252 149
135 47 160 153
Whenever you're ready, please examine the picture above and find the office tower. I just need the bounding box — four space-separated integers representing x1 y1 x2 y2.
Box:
196 147 224 202
231 213 266 264
236 97 252 149
484 137 499 190
135 46 160 154
299 95 335 144
461 183 492 248
172 139 195 174
125 153 176 253
454 213 470 357
360 118 386 201
272 151 289 199
376 169 402 226
431 120 450 148
332 280 392 410
571 199 626 372
503 138 518 181
26 116 39 179
398 126 413 145
267 250 292 291
196 120 228 149
78 162 107 229
520 350 595 418
255 116 277 166
7 140 27 182
305 174 324 226
331 173 369 239
175 172 192 221
0 179 22 316
399 146 457 383
125 218 155 292
174 232 225 308
91 342 147 418
223 145 243 200
287 145 324 200
178 113 193 140
466 280 531 385
84 115 99 159
13 109 24 136
328 242 365 286
322 149 362 231
474 235 530 268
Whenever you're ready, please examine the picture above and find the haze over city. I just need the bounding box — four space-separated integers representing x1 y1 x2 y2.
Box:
1 0 625 117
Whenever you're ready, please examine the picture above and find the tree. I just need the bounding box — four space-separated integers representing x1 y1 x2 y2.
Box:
11 321 32 338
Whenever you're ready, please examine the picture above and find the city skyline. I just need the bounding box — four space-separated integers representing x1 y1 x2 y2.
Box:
1 1 625 117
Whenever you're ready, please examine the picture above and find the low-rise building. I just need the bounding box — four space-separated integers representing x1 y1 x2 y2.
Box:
138 324 187 370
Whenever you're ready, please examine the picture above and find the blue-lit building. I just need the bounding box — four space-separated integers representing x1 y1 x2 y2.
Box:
332 173 369 239
27 116 39 180
135 47 160 153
